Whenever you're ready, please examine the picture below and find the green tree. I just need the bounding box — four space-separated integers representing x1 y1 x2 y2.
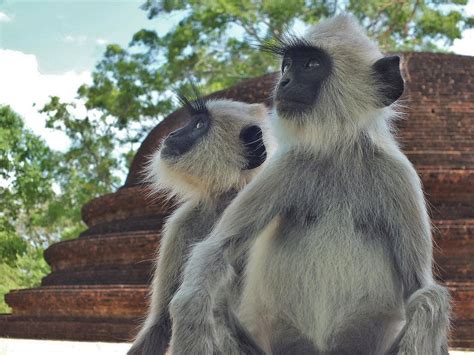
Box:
0 106 56 311
0 105 116 311
42 0 473 171
0 106 56 255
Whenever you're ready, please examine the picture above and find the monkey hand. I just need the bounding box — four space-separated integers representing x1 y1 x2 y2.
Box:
128 318 171 355
169 289 218 355
392 336 447 355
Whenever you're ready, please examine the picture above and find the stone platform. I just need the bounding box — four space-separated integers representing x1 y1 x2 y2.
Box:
0 52 473 349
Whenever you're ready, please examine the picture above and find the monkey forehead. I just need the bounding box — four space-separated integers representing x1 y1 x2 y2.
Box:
206 99 268 124
304 14 382 64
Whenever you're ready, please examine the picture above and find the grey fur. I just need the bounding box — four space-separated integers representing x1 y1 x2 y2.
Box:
128 99 269 355
169 14 450 355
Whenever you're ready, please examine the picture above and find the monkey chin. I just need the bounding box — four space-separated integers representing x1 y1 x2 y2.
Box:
275 99 312 121
159 147 183 165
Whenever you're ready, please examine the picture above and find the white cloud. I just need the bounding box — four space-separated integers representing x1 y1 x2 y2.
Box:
63 35 88 45
450 0 474 56
451 28 474 56
96 38 108 45
0 11 12 22
0 49 91 151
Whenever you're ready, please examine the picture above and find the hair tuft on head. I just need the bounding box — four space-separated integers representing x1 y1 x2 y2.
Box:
175 80 209 115
259 32 313 57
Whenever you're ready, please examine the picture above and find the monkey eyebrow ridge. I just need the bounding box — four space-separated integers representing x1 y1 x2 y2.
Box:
259 33 314 57
175 80 209 115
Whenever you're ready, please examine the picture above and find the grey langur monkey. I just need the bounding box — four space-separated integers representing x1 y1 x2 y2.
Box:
128 85 270 355
168 14 451 355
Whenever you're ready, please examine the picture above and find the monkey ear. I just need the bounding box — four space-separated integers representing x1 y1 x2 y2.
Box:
240 125 267 170
372 56 404 107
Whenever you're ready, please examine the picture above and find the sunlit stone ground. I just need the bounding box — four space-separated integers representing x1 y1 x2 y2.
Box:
0 338 473 354
0 338 130 355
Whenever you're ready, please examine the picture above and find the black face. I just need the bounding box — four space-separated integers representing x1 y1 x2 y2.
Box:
239 125 267 170
275 46 332 118
161 113 211 158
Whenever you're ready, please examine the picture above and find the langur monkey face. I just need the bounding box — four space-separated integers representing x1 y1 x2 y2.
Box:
161 111 211 159
148 90 269 200
275 45 332 117
263 34 405 124
160 102 267 171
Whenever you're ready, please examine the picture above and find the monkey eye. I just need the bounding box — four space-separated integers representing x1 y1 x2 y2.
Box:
306 59 320 69
195 120 204 129
281 58 291 73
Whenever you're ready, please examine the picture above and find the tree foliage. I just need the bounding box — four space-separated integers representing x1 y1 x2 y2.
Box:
0 105 117 311
42 0 473 155
0 106 55 311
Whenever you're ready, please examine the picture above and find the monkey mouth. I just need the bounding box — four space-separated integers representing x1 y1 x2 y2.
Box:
275 98 312 117
160 144 180 159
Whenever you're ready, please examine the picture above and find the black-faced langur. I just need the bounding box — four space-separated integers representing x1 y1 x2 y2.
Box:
168 15 451 355
128 86 270 355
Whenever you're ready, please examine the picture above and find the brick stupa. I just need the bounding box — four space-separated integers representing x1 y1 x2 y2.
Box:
0 53 472 349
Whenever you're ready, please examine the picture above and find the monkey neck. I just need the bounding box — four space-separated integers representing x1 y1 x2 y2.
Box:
272 106 397 157
193 188 239 211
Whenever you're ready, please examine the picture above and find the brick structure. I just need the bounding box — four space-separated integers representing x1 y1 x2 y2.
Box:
0 52 472 349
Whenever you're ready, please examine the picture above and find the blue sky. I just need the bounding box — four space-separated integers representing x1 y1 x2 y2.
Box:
0 0 185 73
0 0 473 150
0 0 184 149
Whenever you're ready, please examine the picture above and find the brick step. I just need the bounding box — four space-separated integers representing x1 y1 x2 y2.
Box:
406 144 473 151
399 127 472 134
79 228 160 240
445 282 474 347
447 281 474 323
434 219 474 238
420 169 474 195
4 285 148 319
41 264 154 286
401 130 473 135
429 201 473 220
0 314 470 348
401 132 472 137
81 186 173 228
6 281 472 323
401 132 473 139
79 215 166 237
1 282 472 347
408 147 474 153
0 315 139 342
433 220 473 281
42 218 472 288
44 232 159 272
42 219 472 284
407 152 473 168
401 125 473 130
451 320 474 349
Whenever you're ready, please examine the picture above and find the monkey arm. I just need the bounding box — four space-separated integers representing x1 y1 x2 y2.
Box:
168 171 283 354
386 202 450 355
380 161 450 354
129 201 215 355
378 166 436 294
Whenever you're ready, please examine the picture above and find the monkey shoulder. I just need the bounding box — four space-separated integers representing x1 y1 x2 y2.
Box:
350 146 429 241
369 148 424 209
164 200 221 242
